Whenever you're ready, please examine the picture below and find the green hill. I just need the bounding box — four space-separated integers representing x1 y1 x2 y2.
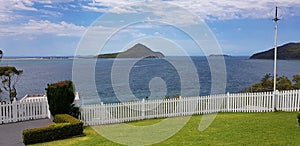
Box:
97 43 165 58
250 42 300 60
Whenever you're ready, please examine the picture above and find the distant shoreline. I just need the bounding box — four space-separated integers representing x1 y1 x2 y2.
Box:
0 56 250 61
2 57 75 61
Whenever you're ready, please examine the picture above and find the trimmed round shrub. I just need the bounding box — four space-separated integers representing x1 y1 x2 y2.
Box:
46 80 75 116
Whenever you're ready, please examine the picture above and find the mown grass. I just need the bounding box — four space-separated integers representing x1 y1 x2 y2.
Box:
31 112 300 146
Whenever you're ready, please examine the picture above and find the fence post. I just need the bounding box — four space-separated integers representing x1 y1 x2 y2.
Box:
273 91 275 111
100 102 104 125
227 92 230 112
12 98 17 122
45 97 52 120
298 90 300 111
142 99 145 119
273 90 279 111
179 96 183 116
276 90 280 111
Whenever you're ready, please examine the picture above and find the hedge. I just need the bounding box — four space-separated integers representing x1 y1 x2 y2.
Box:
22 114 83 145
46 80 75 116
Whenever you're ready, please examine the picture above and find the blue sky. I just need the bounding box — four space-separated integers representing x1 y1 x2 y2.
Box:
0 0 300 56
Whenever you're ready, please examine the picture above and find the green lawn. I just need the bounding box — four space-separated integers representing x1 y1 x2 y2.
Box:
31 112 300 146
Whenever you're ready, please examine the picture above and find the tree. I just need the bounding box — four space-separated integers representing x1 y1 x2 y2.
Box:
293 75 300 89
245 74 298 92
0 66 23 101
46 80 79 118
246 74 274 92
277 76 293 90
261 73 273 88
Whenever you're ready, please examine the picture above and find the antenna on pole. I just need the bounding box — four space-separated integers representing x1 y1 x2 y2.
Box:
273 6 280 22
273 6 280 110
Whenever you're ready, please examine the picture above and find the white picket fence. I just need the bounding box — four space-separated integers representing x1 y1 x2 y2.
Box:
80 90 300 126
0 97 50 124
1 90 300 125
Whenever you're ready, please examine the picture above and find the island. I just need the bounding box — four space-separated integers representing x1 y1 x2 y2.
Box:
97 43 165 58
250 42 300 60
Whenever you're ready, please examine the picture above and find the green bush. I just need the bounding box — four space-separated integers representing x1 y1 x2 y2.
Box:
70 104 81 118
22 114 83 145
54 114 82 126
46 80 76 116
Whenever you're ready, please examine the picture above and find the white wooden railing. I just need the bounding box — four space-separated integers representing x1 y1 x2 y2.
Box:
80 90 300 126
0 97 50 124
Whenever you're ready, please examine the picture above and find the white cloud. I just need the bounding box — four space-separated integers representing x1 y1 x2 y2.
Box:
93 0 135 8
1 0 300 25
0 0 299 42
0 20 85 37
0 12 17 22
44 5 54 8
38 9 62 17
0 0 75 23
0 0 37 12
81 5 108 13
118 29 147 38
86 0 300 20
30 0 74 4
82 0 138 13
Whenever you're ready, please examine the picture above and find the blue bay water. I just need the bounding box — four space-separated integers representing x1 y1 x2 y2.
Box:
1 56 299 104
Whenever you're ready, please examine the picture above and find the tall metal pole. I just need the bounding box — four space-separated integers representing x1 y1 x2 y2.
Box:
273 6 279 92
273 6 280 111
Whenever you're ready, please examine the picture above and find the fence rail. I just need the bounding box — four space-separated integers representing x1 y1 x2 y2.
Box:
0 97 50 124
80 90 300 126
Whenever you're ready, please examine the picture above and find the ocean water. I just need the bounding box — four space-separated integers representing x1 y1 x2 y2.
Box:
1 56 300 104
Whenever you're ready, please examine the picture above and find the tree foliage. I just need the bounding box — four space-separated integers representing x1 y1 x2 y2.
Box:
0 66 23 101
46 80 79 117
293 75 300 89
246 74 300 92
277 76 293 90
